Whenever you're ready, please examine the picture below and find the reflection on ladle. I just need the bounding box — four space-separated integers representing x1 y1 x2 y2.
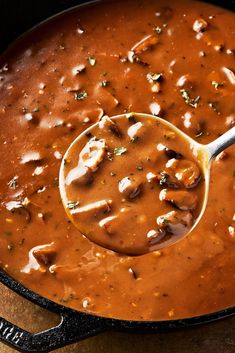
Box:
59 113 235 255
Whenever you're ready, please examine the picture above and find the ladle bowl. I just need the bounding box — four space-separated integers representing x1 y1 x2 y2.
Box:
59 113 235 255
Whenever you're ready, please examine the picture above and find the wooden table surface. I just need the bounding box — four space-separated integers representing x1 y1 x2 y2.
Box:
0 283 234 353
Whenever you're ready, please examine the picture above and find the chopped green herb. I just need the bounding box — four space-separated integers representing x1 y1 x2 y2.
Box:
162 218 170 224
211 81 223 89
8 176 18 189
180 89 200 108
154 26 162 34
88 57 96 66
114 147 127 156
67 201 80 209
159 172 168 186
74 91 88 100
146 72 163 83
100 80 110 87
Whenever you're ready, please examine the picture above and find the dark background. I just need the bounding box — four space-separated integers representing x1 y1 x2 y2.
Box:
0 0 85 52
0 0 235 52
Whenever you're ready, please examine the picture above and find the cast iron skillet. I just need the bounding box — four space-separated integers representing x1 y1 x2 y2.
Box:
0 1 235 352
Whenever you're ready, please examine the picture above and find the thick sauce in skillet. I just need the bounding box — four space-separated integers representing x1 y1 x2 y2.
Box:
60 114 204 255
0 0 235 320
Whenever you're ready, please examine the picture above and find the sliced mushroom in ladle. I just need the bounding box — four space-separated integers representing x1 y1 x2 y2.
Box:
59 113 235 255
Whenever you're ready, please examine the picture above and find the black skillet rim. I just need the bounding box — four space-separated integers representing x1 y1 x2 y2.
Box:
0 0 234 343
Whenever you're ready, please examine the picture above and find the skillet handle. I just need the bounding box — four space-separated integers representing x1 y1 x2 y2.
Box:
0 312 109 352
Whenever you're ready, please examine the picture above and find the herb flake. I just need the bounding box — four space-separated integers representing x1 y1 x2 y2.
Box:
114 147 127 156
159 172 168 186
74 91 88 100
154 26 162 34
180 89 200 108
67 201 80 209
146 72 163 83
8 176 18 189
211 81 223 89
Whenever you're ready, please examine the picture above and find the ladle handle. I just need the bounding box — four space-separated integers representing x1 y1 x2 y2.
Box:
206 126 235 160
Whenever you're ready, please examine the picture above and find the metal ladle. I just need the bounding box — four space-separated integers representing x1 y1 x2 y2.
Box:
59 113 235 255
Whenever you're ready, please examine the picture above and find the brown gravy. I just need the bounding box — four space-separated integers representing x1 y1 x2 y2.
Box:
0 0 235 320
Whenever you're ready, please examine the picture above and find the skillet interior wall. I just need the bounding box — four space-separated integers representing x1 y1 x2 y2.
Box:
0 1 234 317
0 0 235 53
0 0 86 52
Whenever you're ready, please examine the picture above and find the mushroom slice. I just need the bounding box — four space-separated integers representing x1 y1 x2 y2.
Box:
71 64 86 76
159 189 198 211
79 137 106 171
166 158 201 188
156 210 193 236
147 228 167 246
127 122 144 141
176 74 196 91
149 102 162 115
157 171 181 189
164 148 183 160
193 18 208 33
99 116 122 137
20 151 42 164
99 215 118 235
131 34 159 54
33 247 57 266
222 67 235 85
70 200 112 219
118 176 142 200
21 243 55 273
146 172 158 183
5 200 31 223
66 164 93 186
